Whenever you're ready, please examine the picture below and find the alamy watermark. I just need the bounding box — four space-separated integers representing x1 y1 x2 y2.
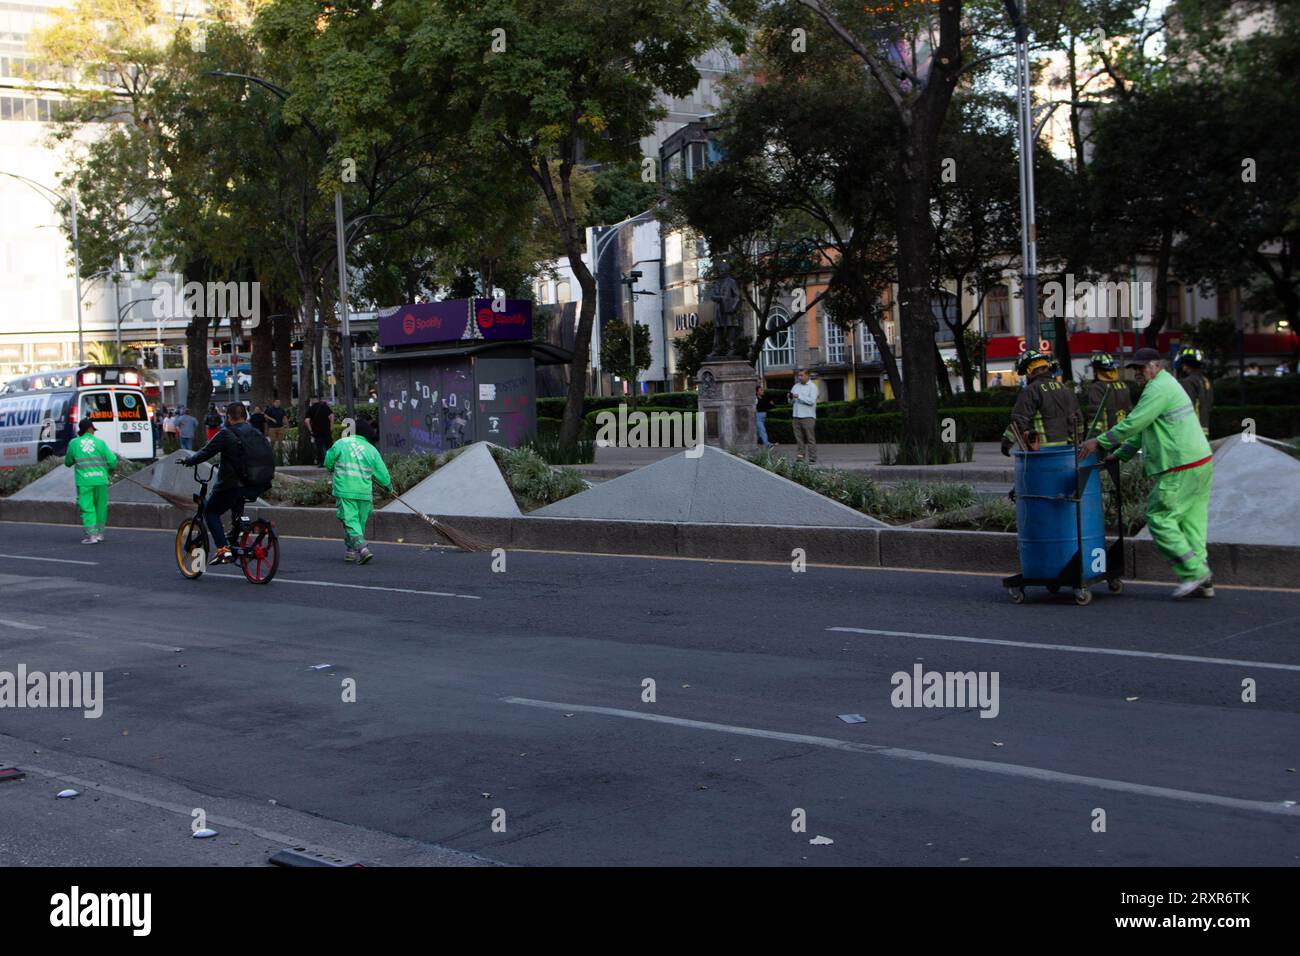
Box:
0 665 103 718
594 404 704 458
891 664 1000 718
150 280 259 323
1041 275 1151 328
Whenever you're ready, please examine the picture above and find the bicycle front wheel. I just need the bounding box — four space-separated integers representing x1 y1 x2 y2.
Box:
176 518 208 579
239 522 279 584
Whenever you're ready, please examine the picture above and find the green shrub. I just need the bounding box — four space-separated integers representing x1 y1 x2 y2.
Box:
384 450 442 495
1212 374 1300 406
935 498 1017 532
268 475 333 507
0 457 59 497
1208 405 1300 440
490 445 586 510
521 433 596 464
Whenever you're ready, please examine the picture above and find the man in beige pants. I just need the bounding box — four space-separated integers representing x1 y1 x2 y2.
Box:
788 370 818 463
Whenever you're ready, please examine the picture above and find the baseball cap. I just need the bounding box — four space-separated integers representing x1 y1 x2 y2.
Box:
78 419 96 434
1126 347 1162 367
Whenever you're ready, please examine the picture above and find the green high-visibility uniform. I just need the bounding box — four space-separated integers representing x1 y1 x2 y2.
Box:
63 433 117 535
324 434 392 551
1098 369 1214 582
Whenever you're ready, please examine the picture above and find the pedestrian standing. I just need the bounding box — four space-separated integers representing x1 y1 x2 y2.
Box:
788 370 818 463
1078 348 1215 599
755 382 775 449
204 406 223 441
1174 347 1213 438
324 423 393 565
306 395 334 466
64 419 116 544
264 398 287 451
250 404 267 435
174 408 199 450
163 408 178 444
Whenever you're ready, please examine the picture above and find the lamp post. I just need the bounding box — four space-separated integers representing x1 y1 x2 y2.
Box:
206 70 355 417
1003 0 1041 348
115 297 153 360
0 170 87 363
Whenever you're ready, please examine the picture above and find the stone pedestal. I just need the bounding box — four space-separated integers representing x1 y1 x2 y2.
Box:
697 359 758 451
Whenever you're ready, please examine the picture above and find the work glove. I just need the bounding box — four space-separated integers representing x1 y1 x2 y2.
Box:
1000 437 1012 457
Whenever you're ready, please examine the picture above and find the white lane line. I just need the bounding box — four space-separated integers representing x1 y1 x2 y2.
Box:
0 553 98 566
827 627 1300 673
502 697 1300 818
207 573 481 600
0 618 44 631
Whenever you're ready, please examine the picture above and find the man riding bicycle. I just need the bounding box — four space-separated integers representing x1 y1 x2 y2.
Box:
181 402 275 564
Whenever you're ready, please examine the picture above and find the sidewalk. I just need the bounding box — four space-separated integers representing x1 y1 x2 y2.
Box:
575 442 1015 486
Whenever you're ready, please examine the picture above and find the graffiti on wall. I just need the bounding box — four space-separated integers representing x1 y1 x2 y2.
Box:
378 360 473 455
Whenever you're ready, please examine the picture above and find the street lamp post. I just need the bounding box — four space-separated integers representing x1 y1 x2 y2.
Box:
0 170 87 363
206 70 355 417
115 297 154 361
1004 0 1041 349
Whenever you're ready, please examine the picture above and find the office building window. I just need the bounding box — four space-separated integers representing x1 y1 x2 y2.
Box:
984 284 1010 333
764 306 795 367
822 309 846 364
858 323 881 363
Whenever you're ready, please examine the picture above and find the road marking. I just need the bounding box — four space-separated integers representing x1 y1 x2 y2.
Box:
207 573 481 600
0 553 98 566
0 618 44 631
502 696 1300 818
827 627 1300 673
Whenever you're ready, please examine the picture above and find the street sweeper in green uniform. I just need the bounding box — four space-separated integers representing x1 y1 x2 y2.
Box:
324 420 393 565
1078 347 1215 599
63 419 117 544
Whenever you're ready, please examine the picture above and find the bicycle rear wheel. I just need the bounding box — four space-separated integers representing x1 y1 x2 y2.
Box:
176 518 208 579
239 521 279 584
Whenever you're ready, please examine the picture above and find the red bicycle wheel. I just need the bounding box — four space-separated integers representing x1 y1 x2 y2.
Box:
238 522 279 584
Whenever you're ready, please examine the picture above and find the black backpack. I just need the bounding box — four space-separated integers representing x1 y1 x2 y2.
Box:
232 422 276 490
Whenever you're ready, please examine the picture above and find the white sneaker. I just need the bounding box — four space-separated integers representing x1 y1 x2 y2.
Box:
1172 573 1212 599
93 533 104 543
80 535 97 545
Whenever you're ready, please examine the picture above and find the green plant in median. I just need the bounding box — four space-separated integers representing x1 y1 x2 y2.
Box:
0 457 60 497
522 434 596 465
490 445 587 511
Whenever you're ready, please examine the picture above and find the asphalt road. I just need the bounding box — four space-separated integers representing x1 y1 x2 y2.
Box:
1 519 1298 867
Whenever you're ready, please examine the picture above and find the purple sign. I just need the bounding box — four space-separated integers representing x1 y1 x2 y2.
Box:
378 302 470 347
473 299 533 341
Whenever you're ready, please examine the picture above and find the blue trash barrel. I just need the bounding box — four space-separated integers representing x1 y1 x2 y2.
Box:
1014 447 1106 582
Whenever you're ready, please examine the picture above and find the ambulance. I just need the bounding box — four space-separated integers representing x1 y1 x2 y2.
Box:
0 365 156 466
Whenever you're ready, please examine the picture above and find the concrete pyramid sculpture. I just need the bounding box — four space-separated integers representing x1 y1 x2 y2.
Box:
381 441 521 518
110 453 261 505
1136 434 1300 546
8 462 79 501
535 445 886 527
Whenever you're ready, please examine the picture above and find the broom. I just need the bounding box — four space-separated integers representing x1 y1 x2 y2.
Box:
381 489 491 553
115 471 195 510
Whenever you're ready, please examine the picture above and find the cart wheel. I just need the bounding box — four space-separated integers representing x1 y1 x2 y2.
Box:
1074 588 1093 606
1107 579 1124 593
1008 587 1025 604
1047 584 1061 594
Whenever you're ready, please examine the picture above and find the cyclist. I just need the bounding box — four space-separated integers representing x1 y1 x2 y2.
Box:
181 402 276 564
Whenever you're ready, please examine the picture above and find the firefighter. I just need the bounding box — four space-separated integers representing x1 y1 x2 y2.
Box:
1174 346 1213 437
1078 348 1215 599
1084 351 1133 436
324 421 394 565
63 419 117 544
1001 349 1082 455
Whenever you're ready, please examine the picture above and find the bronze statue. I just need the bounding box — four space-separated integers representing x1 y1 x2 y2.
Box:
707 258 744 360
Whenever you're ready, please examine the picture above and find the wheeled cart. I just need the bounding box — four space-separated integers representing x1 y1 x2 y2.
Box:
1002 448 1126 606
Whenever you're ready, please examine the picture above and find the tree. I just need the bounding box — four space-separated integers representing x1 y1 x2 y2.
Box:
599 319 652 389
589 163 660 228
931 93 1021 392
407 0 744 449
673 321 716 383
793 0 994 456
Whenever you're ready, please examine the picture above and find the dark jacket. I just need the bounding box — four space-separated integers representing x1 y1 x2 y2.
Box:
1178 369 1213 436
186 421 259 491
1085 379 1132 435
1006 372 1082 446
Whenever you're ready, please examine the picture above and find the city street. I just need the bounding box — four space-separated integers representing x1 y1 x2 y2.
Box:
1 520 1297 867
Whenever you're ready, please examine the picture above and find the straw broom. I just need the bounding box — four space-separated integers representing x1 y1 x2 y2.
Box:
116 471 194 510
381 490 491 553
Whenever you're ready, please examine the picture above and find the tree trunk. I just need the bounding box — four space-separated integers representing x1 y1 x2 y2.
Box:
296 282 317 464
895 144 940 452
182 260 213 426
272 306 293 406
1144 225 1174 347
250 285 274 410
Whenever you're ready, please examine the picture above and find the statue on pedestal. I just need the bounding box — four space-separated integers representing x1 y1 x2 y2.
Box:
706 258 744 360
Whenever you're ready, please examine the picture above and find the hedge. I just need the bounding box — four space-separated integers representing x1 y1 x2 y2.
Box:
1209 405 1300 439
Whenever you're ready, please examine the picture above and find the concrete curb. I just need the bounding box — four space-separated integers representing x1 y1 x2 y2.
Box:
3 498 1296 586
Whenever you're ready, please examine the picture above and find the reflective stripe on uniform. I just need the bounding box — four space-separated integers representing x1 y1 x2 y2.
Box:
1159 403 1196 423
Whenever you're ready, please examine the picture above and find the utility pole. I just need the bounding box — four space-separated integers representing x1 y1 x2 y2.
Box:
1005 0 1041 349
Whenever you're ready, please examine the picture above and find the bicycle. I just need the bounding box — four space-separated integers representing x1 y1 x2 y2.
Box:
174 460 280 584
